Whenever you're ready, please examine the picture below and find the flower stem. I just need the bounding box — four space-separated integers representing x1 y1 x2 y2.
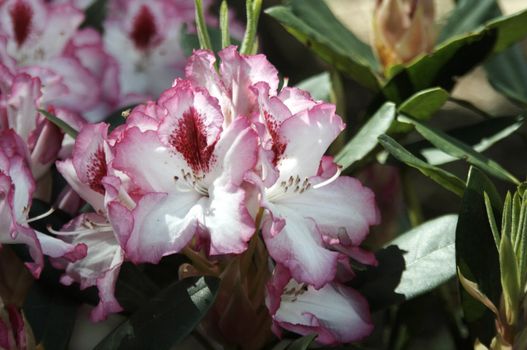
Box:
240 0 262 54
220 0 230 49
194 0 213 50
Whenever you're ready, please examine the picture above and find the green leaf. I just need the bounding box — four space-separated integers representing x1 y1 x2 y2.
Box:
382 8 527 103
39 109 78 138
287 334 317 350
295 72 331 102
398 87 449 120
499 232 520 324
439 0 500 42
335 103 396 170
484 192 501 249
24 283 79 350
404 115 524 166
438 0 527 105
378 134 466 197
265 0 380 91
456 167 502 345
398 116 520 184
355 215 458 310
81 0 108 31
486 45 527 105
391 87 449 132
94 276 219 350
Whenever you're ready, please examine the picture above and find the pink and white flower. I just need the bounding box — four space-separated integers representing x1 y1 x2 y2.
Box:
0 129 86 278
266 265 374 345
255 86 380 288
55 123 126 321
0 71 64 180
0 0 119 121
108 79 259 263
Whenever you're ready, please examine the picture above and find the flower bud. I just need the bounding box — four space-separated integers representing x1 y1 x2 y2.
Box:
0 299 35 350
373 0 436 70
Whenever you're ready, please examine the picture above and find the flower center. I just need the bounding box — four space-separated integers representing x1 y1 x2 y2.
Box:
10 0 33 47
87 147 107 195
130 5 157 50
173 168 208 196
169 107 215 175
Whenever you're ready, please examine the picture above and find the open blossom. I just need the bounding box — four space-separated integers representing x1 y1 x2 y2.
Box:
55 123 126 321
103 0 205 99
0 70 64 180
0 129 86 278
108 79 259 263
266 265 373 345
0 0 120 121
373 0 436 69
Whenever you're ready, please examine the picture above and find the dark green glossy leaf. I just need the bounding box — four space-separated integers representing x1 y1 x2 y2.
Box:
439 0 500 42
378 134 466 197
39 109 78 138
287 334 317 350
265 0 380 91
94 276 220 350
296 72 331 102
382 9 527 103
24 283 79 350
398 87 449 121
335 103 396 170
456 167 502 345
404 115 524 166
486 45 527 105
81 0 108 31
391 87 449 132
354 215 458 310
398 116 520 184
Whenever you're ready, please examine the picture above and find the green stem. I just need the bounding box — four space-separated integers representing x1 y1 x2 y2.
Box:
182 247 218 276
194 0 213 50
220 0 230 49
402 168 424 227
240 0 262 54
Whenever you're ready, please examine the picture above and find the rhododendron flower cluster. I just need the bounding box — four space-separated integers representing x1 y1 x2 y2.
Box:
45 46 380 344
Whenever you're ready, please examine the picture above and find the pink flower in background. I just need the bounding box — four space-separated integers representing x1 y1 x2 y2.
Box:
0 0 119 121
108 79 259 263
103 0 200 99
0 297 34 350
0 129 86 278
0 71 64 180
266 265 373 345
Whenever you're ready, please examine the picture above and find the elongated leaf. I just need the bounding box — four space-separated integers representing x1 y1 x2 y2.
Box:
456 167 502 345
499 232 520 324
382 9 527 103
486 45 527 105
295 72 331 102
335 103 396 170
355 215 458 310
265 0 380 91
398 87 449 120
406 115 524 166
378 135 466 197
287 334 317 350
24 283 79 350
94 276 219 350
39 109 78 138
399 116 519 184
392 87 449 132
439 0 500 42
